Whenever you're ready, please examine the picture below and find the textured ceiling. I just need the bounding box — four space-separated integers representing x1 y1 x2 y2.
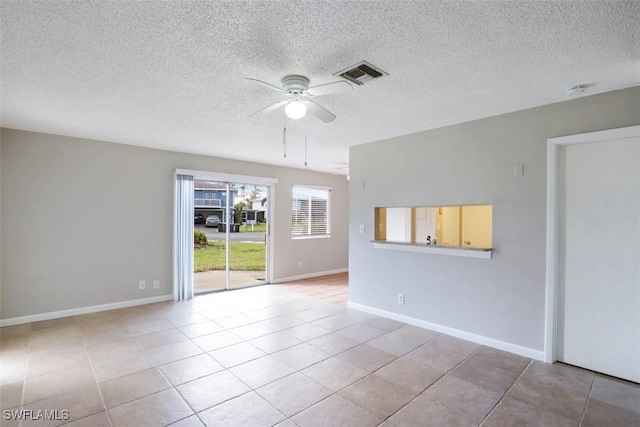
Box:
1 1 638 174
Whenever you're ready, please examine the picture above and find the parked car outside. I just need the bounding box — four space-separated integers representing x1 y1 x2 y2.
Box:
194 213 205 224
205 215 220 227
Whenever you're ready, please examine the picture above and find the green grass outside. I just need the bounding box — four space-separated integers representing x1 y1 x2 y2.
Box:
239 223 267 232
194 242 265 272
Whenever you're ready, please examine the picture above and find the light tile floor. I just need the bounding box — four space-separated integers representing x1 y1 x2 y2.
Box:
1 273 639 426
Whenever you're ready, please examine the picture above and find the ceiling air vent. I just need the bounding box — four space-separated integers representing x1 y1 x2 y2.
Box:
335 61 388 85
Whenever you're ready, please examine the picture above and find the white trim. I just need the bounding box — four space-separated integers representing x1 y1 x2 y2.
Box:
372 241 492 259
292 184 332 191
544 135 558 363
267 185 276 286
271 268 348 284
349 301 545 361
548 125 640 146
545 125 640 363
292 235 331 240
174 169 278 185
0 295 174 327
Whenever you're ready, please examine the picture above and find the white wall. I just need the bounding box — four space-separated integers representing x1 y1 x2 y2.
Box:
0 129 348 320
349 87 640 356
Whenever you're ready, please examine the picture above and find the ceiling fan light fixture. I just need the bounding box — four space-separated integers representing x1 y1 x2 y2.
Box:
285 100 307 120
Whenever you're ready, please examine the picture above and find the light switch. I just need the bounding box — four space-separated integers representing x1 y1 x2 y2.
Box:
514 163 524 177
359 224 365 234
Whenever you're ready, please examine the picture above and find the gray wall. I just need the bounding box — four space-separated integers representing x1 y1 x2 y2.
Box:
349 87 640 353
0 129 348 319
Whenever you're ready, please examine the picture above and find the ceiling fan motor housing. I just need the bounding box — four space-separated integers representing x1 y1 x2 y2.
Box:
282 75 310 93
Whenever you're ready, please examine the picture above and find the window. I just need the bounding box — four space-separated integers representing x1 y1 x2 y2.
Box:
292 185 332 238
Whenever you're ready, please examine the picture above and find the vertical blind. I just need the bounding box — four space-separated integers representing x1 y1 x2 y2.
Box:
291 185 332 238
173 174 194 301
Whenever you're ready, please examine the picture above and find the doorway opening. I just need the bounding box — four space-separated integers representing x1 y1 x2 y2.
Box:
546 125 639 383
173 169 277 298
194 180 271 294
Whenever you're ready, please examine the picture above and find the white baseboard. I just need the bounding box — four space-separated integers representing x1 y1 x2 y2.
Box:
0 295 174 327
271 268 348 284
348 301 545 361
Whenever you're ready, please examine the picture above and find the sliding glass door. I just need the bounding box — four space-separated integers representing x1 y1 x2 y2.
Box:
193 180 229 293
192 178 270 294
227 183 268 290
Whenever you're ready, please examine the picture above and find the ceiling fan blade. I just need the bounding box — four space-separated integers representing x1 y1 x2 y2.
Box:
246 78 285 93
250 99 289 117
305 100 336 123
306 80 353 97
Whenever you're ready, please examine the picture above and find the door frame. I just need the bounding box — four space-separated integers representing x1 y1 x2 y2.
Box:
544 125 640 363
175 168 278 291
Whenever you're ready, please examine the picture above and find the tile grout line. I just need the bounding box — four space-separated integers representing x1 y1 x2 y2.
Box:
478 358 534 426
224 288 353 423
18 329 31 427
373 340 484 426
143 327 201 427
94 310 198 423
18 323 100 426
334 333 446 426
577 370 597 427
81 327 115 427
250 374 308 422
255 299 383 424
173 292 337 423
179 290 343 425
93 311 197 425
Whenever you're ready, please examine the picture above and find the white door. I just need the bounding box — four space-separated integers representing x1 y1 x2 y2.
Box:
557 136 640 383
438 206 460 246
461 205 492 249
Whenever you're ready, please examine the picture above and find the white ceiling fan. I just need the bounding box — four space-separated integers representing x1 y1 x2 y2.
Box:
247 75 352 123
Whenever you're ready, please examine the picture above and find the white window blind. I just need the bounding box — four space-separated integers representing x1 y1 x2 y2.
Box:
291 185 332 238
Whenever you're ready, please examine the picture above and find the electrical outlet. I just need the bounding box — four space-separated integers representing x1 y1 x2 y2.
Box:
153 280 160 290
397 293 405 304
298 262 303 269
139 280 146 290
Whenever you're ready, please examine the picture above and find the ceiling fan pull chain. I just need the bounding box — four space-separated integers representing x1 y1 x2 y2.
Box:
282 117 287 158
304 118 308 169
